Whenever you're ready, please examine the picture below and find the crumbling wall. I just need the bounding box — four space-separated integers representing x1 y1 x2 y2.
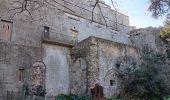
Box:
71 36 141 97
129 27 170 66
98 38 140 97
70 58 88 96
129 27 165 53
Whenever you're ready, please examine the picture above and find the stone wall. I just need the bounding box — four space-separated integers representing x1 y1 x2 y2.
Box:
0 0 134 99
97 38 141 97
0 41 72 99
0 0 130 47
129 27 170 64
0 41 43 99
72 36 141 97
43 43 71 97
129 27 165 53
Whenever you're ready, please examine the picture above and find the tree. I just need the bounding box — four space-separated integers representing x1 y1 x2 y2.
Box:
119 46 169 100
160 14 170 43
8 0 76 19
148 0 170 18
6 0 120 28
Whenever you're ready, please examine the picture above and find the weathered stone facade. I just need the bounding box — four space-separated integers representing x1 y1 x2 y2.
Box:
1 0 166 100
71 37 141 97
129 27 165 53
0 41 43 99
129 27 169 63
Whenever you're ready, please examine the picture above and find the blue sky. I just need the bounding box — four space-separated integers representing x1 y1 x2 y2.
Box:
104 0 165 28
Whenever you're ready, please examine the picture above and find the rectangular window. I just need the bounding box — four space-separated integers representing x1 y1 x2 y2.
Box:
0 19 13 41
18 68 25 82
44 26 50 39
110 80 116 86
70 28 78 39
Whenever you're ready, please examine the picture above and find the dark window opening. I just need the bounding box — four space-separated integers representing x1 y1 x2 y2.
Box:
79 59 81 68
115 63 120 69
19 68 25 82
44 26 50 39
110 80 115 86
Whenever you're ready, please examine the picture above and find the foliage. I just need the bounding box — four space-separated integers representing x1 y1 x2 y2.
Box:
163 96 170 100
33 85 46 97
119 45 169 100
55 94 91 100
160 28 170 43
122 65 168 100
148 0 170 18
22 82 30 96
107 96 122 100
56 95 123 100
160 15 170 44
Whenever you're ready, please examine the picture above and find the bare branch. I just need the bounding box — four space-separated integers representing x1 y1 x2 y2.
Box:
8 0 76 19
91 0 107 27
92 0 99 23
111 0 118 31
51 0 75 13
148 0 170 18
98 3 107 27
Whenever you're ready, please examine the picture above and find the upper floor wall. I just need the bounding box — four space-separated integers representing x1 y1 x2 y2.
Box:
0 0 130 47
129 27 165 53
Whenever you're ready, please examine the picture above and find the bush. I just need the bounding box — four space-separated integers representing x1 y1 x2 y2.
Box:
120 65 168 100
55 94 91 100
107 96 122 100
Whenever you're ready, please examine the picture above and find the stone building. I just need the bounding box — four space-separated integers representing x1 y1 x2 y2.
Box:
129 27 169 62
0 0 141 99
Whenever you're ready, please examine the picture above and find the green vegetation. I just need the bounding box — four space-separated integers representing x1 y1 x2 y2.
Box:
160 28 170 43
160 15 170 44
55 94 170 100
116 45 170 100
120 65 168 100
55 94 91 100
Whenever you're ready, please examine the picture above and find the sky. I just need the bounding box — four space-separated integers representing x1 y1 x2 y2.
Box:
104 0 165 28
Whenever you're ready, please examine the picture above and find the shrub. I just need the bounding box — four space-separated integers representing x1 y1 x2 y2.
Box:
120 65 168 100
55 94 91 100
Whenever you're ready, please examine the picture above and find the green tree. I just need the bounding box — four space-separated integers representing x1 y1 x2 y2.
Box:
121 65 168 100
160 15 170 43
120 46 169 100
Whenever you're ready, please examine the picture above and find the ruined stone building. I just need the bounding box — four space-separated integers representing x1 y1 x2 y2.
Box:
0 0 166 100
